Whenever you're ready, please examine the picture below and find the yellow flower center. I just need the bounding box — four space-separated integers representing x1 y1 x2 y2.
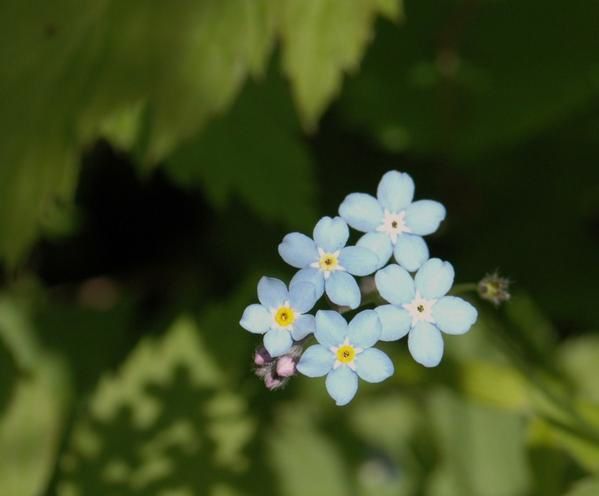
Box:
274 306 296 327
319 252 339 271
336 344 356 364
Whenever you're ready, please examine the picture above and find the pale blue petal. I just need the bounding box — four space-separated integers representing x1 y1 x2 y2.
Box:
405 200 446 235
339 193 384 233
339 246 379 276
290 268 325 299
374 264 415 305
315 310 347 348
375 304 411 341
291 314 315 340
326 271 361 309
432 296 478 335
289 282 318 313
326 366 359 406
356 232 393 269
393 234 429 272
297 345 334 377
313 216 349 252
239 304 271 334
355 348 394 383
278 233 318 268
347 310 381 349
408 322 444 367
376 171 415 213
415 258 454 299
257 277 288 309
263 330 293 357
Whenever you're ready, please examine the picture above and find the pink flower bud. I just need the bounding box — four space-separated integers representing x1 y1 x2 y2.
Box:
276 355 297 377
264 374 284 390
254 347 272 366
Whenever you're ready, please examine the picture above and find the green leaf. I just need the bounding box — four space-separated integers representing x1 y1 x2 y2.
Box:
268 404 351 496
0 0 399 264
167 76 317 229
560 335 599 404
57 316 254 495
529 418 599 474
0 0 275 265
427 388 531 496
564 476 599 496
0 295 70 496
278 0 403 129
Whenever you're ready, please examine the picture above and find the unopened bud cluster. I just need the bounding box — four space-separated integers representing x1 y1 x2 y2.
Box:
253 345 302 390
478 272 511 307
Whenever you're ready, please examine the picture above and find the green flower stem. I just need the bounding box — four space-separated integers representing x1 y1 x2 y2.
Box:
449 282 478 295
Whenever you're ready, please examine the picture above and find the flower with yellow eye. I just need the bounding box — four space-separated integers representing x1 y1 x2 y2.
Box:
374 259 477 368
297 310 394 406
240 277 318 357
339 170 446 272
278 216 379 310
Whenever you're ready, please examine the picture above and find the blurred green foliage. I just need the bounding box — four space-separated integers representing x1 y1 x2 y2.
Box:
1 0 598 495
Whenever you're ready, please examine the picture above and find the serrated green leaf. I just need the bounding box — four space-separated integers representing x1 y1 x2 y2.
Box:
278 0 402 129
0 0 275 265
167 76 317 229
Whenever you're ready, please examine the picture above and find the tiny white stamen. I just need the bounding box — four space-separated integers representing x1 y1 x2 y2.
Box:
402 291 437 327
376 209 411 244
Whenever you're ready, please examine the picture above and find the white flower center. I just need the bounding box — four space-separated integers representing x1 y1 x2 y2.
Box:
402 292 436 327
310 248 345 279
376 209 411 244
330 337 363 370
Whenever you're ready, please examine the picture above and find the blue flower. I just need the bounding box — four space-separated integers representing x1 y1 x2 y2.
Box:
240 277 318 357
339 170 446 272
278 216 379 309
297 310 394 406
374 258 478 367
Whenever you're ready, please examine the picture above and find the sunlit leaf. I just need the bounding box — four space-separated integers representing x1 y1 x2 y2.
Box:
0 0 275 265
57 316 254 496
278 0 403 129
0 295 70 496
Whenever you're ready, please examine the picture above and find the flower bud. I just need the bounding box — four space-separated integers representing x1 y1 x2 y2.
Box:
478 272 511 307
276 355 297 377
254 346 272 366
264 372 286 390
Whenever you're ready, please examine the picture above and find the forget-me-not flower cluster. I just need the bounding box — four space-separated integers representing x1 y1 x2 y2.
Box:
240 170 478 405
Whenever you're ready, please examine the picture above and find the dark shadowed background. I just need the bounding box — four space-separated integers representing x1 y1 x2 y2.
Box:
1 1 598 495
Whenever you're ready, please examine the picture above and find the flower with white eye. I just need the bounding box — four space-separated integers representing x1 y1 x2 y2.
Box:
339 170 446 272
278 216 379 310
240 277 318 357
297 310 394 406
374 258 478 367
